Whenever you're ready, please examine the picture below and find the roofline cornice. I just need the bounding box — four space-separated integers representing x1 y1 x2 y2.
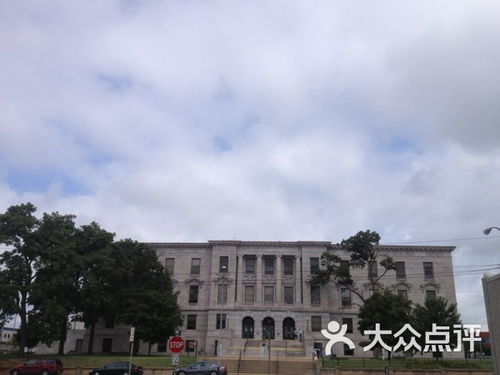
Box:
146 241 455 252
327 244 455 252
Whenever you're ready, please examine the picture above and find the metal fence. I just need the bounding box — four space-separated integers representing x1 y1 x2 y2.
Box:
321 357 494 370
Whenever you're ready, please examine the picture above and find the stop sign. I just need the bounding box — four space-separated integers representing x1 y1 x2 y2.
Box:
168 336 185 353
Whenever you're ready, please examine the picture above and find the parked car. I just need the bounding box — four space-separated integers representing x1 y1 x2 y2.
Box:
10 359 63 375
89 362 143 375
172 361 227 375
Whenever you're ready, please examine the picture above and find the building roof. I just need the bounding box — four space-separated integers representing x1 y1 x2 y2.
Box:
146 240 455 252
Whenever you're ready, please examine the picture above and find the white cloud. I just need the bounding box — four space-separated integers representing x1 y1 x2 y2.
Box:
1 0 500 328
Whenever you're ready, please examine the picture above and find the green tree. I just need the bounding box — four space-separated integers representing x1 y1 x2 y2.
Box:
358 289 413 359
111 240 182 354
413 297 461 359
0 270 17 327
0 203 41 355
31 212 79 354
311 230 396 304
75 222 115 354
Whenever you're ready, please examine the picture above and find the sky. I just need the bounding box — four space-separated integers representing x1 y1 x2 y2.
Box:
1 0 500 329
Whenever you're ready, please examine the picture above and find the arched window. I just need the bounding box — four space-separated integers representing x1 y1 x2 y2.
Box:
242 317 254 339
262 317 275 339
282 317 296 340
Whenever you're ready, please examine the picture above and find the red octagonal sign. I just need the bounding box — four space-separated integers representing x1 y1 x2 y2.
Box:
168 336 185 354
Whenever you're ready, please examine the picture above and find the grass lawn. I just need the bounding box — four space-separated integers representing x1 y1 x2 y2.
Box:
0 355 198 368
321 357 494 370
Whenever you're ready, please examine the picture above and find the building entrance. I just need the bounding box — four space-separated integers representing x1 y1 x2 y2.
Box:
242 317 254 339
262 317 275 339
283 317 296 340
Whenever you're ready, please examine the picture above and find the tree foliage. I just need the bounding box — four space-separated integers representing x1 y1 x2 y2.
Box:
111 240 182 353
413 297 462 359
0 203 41 355
0 203 181 355
311 230 396 303
75 222 115 354
358 289 413 358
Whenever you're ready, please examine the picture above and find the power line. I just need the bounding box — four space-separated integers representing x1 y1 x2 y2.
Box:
385 235 500 244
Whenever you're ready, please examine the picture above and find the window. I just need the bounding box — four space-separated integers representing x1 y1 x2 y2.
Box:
102 338 112 353
75 338 83 353
189 285 199 304
186 340 196 353
344 344 354 356
165 258 175 275
340 260 350 276
219 256 229 273
284 286 294 304
264 285 274 304
245 257 256 274
217 284 228 304
343 317 353 333
264 257 275 275
368 260 378 278
396 261 406 279
424 262 434 279
311 316 322 332
310 285 321 305
157 343 167 352
341 288 351 307
191 258 201 275
310 257 320 274
426 289 437 300
284 257 294 275
398 289 408 300
187 315 197 330
216 314 227 329
244 285 255 304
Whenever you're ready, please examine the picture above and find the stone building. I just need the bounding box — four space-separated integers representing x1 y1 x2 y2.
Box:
85 240 457 358
78 240 459 358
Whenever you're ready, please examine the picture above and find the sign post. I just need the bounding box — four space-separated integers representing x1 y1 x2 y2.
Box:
128 327 135 375
168 336 185 367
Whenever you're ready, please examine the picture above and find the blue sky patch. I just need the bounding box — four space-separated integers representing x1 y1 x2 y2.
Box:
6 168 89 196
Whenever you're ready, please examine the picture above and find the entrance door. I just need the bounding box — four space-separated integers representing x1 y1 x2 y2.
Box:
102 338 112 353
242 317 255 339
283 317 296 340
262 317 275 339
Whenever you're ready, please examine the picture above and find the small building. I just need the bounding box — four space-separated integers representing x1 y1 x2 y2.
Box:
33 321 86 355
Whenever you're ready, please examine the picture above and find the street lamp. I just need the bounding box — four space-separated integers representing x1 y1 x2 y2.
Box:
484 227 500 235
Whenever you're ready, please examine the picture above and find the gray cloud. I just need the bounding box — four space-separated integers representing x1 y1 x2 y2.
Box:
1 0 500 328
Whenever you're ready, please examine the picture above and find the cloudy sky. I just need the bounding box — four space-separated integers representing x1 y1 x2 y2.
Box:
1 1 500 328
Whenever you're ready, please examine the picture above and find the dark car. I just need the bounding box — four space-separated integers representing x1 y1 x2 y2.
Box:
89 362 143 375
10 359 63 375
172 361 227 375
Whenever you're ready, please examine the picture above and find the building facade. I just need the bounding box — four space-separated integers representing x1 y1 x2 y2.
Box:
84 240 458 357
482 273 500 374
159 241 456 357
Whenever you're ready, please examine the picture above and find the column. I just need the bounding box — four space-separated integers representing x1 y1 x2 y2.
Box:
276 255 282 304
256 255 263 304
295 256 301 305
237 254 244 304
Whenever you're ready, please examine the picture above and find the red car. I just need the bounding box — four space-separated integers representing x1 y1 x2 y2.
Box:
10 359 63 375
